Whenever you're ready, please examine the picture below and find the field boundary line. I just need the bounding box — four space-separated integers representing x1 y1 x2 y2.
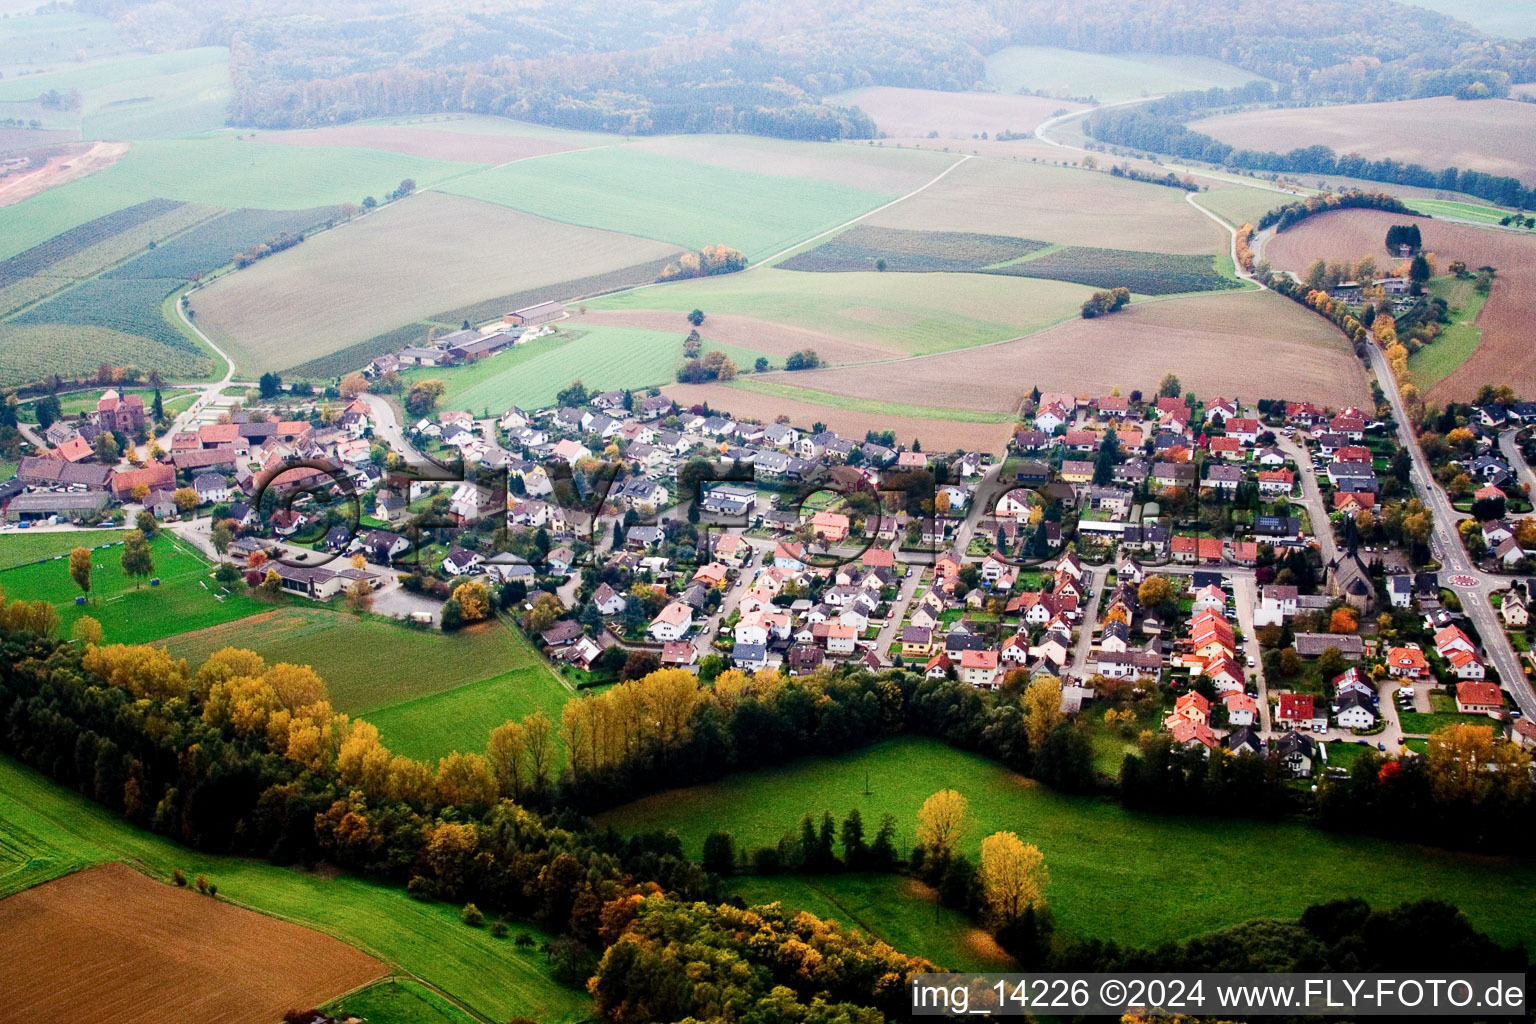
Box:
749 152 975 270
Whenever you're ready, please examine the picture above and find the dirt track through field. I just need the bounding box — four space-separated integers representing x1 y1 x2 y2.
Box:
1264 208 1536 402
0 141 127 209
0 862 387 1024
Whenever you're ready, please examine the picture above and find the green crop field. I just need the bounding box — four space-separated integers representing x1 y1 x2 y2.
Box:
439 146 896 262
0 179 160 263
598 736 1536 949
1404 198 1531 227
1193 185 1293 229
0 530 130 571
728 379 1012 423
588 267 1093 356
0 756 591 1023
0 531 263 645
778 225 1049 273
0 11 131 75
105 206 339 281
986 245 1236 293
985 46 1268 102
441 325 768 414
161 608 559 715
327 978 480 1024
1408 275 1488 392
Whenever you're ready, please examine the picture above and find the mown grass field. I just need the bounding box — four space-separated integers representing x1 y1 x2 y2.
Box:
161 608 563 718
1192 184 1294 229
439 146 897 262
984 46 1267 102
589 267 1092 356
728 872 1014 973
0 531 263 645
1405 198 1530 226
192 192 680 378
0 530 130 571
1408 275 1488 391
443 324 768 414
598 736 1536 949
0 756 590 1024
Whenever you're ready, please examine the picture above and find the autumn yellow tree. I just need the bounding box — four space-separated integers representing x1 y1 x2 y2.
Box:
84 643 190 700
70 615 103 646
339 372 369 399
1136 575 1174 609
487 718 528 799
453 580 491 622
435 751 498 810
1329 608 1358 634
916 789 970 862
172 487 199 512
979 831 1049 926
1021 675 1065 749
1426 724 1531 803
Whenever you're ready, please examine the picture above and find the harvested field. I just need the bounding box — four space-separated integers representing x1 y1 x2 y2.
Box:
1194 98 1536 187
830 86 1087 141
664 381 1015 453
588 266 1092 356
868 157 1225 255
623 134 958 193
772 289 1369 413
0 126 77 153
1264 208 1536 401
571 308 896 366
0 140 125 208
192 192 682 377
0 862 386 1024
257 123 582 163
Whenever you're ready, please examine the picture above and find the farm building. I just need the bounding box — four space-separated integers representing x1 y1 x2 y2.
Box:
504 300 565 326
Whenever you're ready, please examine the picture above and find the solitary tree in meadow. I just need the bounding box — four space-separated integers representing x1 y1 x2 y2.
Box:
68 546 92 600
121 531 154 588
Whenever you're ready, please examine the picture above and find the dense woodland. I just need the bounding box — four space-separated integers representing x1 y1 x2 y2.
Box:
73 0 1536 136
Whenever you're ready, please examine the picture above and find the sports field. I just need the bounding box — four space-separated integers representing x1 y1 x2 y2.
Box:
0 529 130 570
0 531 263 644
588 266 1092 356
0 863 387 1024
190 192 682 377
0 756 590 1024
984 46 1268 102
598 736 1536 949
438 146 899 262
439 324 769 414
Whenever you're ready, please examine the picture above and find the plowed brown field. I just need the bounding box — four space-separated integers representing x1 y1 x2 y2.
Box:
768 289 1370 412
0 862 386 1024
1264 208 1536 401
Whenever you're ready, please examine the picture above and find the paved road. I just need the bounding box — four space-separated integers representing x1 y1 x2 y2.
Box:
1068 567 1105 676
1363 340 1536 717
1499 427 1536 499
872 555 924 662
1230 572 1272 732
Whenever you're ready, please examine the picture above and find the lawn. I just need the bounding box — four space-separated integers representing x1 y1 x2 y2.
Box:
1408 275 1489 392
984 46 1268 103
445 325 768 415
0 756 591 1024
439 146 897 262
588 267 1092 356
727 872 1014 973
1397 710 1498 735
0 529 129 571
597 735 1536 949
0 530 263 644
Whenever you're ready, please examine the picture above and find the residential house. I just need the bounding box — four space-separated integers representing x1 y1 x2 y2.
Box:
649 601 694 642
1455 680 1503 716
1276 732 1319 777
1384 645 1429 678
1333 691 1378 730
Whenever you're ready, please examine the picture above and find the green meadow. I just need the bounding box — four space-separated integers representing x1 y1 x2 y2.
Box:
985 46 1268 102
439 146 896 262
598 736 1536 949
1408 275 1488 391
